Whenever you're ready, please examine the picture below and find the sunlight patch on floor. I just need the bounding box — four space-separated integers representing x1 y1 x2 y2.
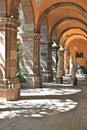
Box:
0 99 78 119
21 88 81 96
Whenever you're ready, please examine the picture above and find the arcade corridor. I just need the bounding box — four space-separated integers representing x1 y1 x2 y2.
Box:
0 0 87 130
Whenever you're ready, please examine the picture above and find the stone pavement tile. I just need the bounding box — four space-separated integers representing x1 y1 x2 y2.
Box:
59 126 70 130
45 116 63 125
81 107 87 112
81 112 87 117
0 120 13 130
40 125 50 130
71 112 81 123
80 115 87 120
16 119 34 128
69 125 79 130
63 118 72 124
69 127 79 130
15 116 50 130
1 126 13 130
23 126 41 130
70 119 80 125
49 123 61 130
81 102 87 107
8 128 31 130
79 128 87 130
80 119 87 124
79 123 87 129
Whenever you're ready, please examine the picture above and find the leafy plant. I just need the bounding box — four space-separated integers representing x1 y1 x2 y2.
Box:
16 70 27 83
16 43 27 83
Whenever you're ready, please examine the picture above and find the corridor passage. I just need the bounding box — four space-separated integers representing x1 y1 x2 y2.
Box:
0 75 87 130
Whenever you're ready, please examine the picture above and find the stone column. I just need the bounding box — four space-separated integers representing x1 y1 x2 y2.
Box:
21 33 42 88
71 56 77 85
69 54 73 75
56 46 64 84
20 34 34 88
0 18 20 100
64 49 70 74
33 33 42 88
46 41 53 82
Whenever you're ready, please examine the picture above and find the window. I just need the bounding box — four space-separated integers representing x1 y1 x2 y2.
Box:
76 52 83 58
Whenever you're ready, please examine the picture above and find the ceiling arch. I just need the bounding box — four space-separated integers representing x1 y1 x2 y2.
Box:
47 6 87 35
59 27 87 43
60 28 87 46
69 39 87 57
36 1 87 32
65 34 87 49
53 18 87 42
39 0 87 15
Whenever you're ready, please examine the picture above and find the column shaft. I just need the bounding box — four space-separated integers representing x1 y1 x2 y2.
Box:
33 33 42 88
47 41 53 82
64 49 70 74
56 47 64 84
21 33 42 88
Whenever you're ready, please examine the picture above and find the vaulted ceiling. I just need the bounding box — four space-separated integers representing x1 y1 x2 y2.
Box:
1 0 87 49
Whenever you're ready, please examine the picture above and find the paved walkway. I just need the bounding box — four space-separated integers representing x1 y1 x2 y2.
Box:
0 75 87 130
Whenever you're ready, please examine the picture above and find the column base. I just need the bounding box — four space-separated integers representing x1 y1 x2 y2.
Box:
34 74 42 88
47 72 53 82
0 78 21 101
41 71 53 83
6 87 20 101
56 77 63 84
65 68 69 74
71 77 77 86
26 74 42 88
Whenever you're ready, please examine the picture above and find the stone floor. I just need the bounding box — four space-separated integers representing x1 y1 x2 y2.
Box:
0 75 87 130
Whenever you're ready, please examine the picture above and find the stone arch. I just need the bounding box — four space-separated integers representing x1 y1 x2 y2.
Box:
48 6 87 36
37 2 87 32
6 0 21 18
19 0 35 33
40 13 49 42
67 38 87 71
39 0 87 15
65 35 87 49
50 19 87 45
58 28 87 46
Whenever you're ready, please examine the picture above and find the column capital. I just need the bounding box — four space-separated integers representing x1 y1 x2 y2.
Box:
58 45 65 53
21 33 42 40
0 17 20 30
47 40 53 44
7 18 20 27
34 33 42 42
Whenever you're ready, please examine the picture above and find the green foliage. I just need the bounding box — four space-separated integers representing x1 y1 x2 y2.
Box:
16 70 27 83
16 43 27 83
16 43 20 70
